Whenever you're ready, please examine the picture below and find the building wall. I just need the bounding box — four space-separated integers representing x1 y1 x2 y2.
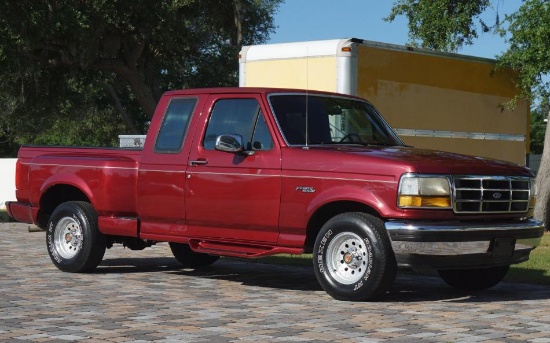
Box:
356 44 529 165
0 159 17 209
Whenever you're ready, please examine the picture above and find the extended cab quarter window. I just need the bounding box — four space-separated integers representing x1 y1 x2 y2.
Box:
155 98 197 152
203 98 273 151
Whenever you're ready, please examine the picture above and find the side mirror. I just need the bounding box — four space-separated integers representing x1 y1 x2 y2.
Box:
215 134 244 153
215 134 255 155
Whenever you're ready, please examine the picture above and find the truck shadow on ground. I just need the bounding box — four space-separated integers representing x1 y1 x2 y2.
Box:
98 257 550 303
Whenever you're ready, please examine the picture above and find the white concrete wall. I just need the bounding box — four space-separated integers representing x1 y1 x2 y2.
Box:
0 158 17 210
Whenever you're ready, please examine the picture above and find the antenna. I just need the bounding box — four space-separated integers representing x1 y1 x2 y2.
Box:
305 46 309 148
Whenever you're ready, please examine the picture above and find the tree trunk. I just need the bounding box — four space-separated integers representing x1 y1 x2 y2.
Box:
233 0 243 46
120 69 157 120
534 112 550 231
106 85 141 134
97 60 158 119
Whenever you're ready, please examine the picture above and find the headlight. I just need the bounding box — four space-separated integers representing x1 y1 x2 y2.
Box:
398 174 452 209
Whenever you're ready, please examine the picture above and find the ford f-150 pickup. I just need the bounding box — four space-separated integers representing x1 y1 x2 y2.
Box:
6 87 545 301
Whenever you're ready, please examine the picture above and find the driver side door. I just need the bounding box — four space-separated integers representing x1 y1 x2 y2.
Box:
185 94 281 243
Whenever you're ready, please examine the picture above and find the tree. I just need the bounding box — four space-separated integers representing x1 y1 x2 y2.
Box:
0 0 282 156
385 0 491 52
387 0 550 229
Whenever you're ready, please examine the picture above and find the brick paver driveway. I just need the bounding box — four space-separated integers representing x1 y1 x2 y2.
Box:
1 222 549 342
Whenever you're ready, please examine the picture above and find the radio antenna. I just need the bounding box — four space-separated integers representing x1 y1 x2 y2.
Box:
305 46 309 148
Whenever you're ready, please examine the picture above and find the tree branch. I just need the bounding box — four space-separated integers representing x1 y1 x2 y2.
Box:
106 85 141 134
96 58 157 119
125 34 147 69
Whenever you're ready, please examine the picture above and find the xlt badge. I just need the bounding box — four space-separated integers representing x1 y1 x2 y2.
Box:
296 186 316 193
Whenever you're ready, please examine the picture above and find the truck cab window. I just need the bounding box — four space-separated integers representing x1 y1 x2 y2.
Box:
269 94 402 147
155 98 197 152
203 99 273 151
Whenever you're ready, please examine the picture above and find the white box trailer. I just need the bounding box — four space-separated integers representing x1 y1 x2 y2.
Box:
239 38 529 165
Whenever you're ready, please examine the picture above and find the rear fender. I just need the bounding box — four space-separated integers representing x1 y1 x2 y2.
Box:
39 173 94 206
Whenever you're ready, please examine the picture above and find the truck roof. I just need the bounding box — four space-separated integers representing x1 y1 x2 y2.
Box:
163 87 364 99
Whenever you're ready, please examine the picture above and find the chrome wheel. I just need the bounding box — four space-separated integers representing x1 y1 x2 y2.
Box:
325 231 369 285
47 202 106 272
54 216 83 259
313 213 396 301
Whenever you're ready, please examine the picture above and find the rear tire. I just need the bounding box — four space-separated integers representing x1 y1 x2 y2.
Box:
46 201 106 272
313 212 396 301
438 265 510 290
169 242 219 268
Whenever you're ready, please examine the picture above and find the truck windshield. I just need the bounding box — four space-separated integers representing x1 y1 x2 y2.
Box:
269 94 404 146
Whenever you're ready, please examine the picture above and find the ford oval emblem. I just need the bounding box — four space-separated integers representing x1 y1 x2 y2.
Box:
493 192 502 199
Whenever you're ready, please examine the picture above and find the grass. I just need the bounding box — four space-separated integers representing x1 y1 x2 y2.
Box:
0 210 9 223
506 232 550 285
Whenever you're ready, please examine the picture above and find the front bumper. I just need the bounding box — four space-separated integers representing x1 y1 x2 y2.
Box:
385 218 544 269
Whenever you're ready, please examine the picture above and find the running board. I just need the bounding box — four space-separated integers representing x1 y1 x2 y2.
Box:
188 240 303 258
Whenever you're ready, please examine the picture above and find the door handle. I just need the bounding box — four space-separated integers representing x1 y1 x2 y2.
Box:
189 159 208 166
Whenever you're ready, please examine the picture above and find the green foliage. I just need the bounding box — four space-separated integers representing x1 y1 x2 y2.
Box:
385 0 491 52
0 0 282 156
496 0 550 104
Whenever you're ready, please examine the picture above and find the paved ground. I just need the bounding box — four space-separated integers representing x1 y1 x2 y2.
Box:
0 222 549 343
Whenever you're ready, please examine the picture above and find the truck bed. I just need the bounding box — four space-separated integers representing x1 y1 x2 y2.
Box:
13 146 142 225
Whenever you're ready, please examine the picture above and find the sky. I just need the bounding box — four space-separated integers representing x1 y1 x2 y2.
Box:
268 0 520 60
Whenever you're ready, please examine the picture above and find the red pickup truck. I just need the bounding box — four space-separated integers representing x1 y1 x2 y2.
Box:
6 87 544 301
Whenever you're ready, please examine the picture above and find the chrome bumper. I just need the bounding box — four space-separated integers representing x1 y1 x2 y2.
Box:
385 218 544 269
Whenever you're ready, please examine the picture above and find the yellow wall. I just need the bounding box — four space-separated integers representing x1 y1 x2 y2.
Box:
243 57 338 92
377 80 526 135
401 136 525 165
357 45 528 164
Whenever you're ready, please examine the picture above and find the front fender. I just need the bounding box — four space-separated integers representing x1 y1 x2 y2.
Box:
306 183 392 220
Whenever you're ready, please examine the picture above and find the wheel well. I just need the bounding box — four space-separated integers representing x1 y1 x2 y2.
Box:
37 184 90 228
304 201 381 253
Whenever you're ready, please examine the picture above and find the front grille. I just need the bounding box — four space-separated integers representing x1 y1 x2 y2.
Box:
453 176 530 214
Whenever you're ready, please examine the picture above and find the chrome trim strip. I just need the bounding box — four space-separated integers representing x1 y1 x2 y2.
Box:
391 237 541 256
187 172 395 184
385 219 543 256
282 175 396 183
394 128 525 142
392 241 491 255
385 218 543 233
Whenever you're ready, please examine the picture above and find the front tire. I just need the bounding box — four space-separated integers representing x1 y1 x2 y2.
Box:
46 201 106 272
169 242 219 268
313 212 397 301
438 265 510 290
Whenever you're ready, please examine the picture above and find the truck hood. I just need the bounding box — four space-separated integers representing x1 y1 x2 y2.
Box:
300 145 533 177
